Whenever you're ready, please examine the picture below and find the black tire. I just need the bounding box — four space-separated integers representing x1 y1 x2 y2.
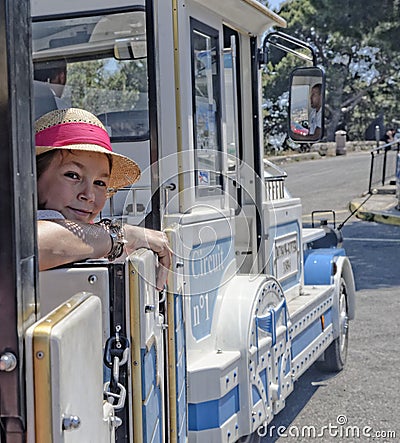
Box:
237 432 261 443
317 278 349 372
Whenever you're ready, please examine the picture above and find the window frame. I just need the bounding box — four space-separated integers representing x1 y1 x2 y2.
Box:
190 18 223 198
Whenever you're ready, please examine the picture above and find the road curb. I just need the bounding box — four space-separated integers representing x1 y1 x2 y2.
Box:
349 200 400 226
267 152 322 164
267 142 375 165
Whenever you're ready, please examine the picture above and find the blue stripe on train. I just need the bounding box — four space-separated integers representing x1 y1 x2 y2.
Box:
188 385 239 431
291 308 332 358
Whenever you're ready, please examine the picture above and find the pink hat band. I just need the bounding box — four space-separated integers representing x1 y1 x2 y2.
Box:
36 122 112 151
35 108 141 189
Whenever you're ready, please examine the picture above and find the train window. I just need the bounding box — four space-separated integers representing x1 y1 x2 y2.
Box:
190 19 223 198
223 26 242 166
32 10 149 142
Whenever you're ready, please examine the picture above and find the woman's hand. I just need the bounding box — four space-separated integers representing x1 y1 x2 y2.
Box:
124 225 172 290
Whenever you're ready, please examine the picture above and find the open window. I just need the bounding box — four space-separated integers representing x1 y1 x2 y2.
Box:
190 19 223 199
32 8 149 142
223 26 242 214
223 26 242 166
32 7 153 222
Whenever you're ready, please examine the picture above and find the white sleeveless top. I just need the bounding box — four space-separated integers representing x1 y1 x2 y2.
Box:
37 210 65 220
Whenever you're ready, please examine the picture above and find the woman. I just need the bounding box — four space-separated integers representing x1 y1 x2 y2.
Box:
36 108 170 290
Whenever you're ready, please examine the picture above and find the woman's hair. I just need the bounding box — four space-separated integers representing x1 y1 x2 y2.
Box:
36 149 113 179
36 150 58 179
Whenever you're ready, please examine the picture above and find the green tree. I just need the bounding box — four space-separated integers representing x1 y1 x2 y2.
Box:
68 58 147 114
262 0 400 148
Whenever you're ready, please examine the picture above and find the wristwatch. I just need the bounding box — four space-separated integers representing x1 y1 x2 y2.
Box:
97 218 126 261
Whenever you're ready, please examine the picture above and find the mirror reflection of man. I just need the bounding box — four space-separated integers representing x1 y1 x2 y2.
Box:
34 60 70 108
308 83 322 138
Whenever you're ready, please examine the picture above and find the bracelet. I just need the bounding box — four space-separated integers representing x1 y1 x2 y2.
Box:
96 218 126 262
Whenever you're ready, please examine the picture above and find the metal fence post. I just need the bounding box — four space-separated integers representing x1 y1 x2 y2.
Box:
382 146 389 186
397 153 400 209
375 125 380 148
368 151 375 194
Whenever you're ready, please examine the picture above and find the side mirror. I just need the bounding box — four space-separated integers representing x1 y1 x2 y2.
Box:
289 66 325 143
114 38 147 60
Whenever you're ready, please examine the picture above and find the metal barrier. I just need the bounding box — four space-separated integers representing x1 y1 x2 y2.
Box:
368 141 400 193
102 185 152 218
103 183 177 218
264 159 287 200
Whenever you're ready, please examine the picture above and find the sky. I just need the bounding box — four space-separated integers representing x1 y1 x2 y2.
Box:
267 0 284 11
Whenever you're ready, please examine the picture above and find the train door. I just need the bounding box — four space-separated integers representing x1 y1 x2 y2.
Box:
156 2 248 440
30 2 170 441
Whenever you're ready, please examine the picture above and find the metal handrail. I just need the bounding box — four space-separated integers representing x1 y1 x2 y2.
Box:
106 185 152 217
263 159 288 180
368 140 400 193
264 159 287 200
105 183 177 217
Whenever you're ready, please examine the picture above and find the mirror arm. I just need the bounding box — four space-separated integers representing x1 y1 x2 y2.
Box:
260 31 317 67
267 42 314 64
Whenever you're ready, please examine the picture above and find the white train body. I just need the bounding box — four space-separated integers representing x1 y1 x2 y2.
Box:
0 1 356 442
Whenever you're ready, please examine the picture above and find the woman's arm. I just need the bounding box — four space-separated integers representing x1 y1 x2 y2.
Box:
37 219 112 269
37 220 171 290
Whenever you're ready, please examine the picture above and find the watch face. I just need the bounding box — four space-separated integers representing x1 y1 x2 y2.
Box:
97 218 125 261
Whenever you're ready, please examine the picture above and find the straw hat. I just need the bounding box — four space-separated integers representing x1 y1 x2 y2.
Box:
35 108 141 190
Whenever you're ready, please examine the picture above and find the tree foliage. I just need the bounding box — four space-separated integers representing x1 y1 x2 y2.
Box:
263 0 400 151
67 59 147 114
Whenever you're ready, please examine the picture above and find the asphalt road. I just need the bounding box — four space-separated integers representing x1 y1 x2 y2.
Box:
283 150 371 221
261 151 400 442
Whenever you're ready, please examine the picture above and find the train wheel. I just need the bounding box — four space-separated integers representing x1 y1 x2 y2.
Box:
318 278 349 372
237 432 261 443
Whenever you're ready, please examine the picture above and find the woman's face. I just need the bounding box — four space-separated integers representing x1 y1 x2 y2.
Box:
37 150 111 223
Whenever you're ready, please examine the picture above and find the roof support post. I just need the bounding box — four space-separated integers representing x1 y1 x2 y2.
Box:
0 0 37 441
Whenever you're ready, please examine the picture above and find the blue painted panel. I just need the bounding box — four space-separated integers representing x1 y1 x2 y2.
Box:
188 385 240 431
188 237 234 340
142 347 156 401
291 308 332 358
303 248 345 285
142 384 161 443
176 348 186 398
178 411 187 442
141 346 162 443
260 368 269 406
252 384 262 406
176 351 187 442
285 356 291 376
177 381 187 439
325 308 332 324
174 293 188 442
176 319 184 354
175 294 183 328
